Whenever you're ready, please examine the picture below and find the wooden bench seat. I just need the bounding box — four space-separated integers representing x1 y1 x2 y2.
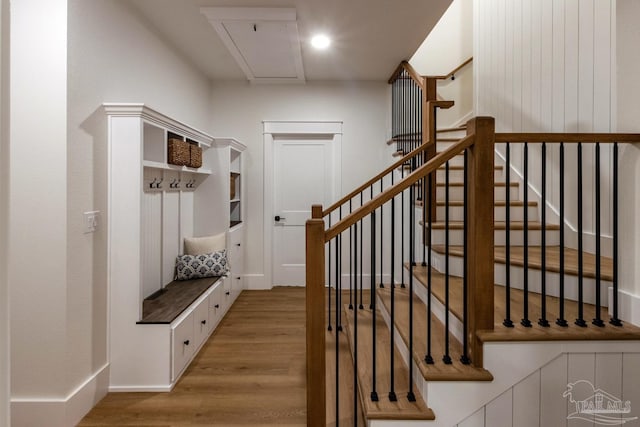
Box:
137 277 222 324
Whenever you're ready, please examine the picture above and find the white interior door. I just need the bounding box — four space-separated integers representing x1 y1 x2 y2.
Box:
273 137 335 286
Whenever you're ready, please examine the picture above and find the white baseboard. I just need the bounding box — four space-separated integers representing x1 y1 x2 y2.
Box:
108 384 173 392
244 274 271 290
614 288 640 327
11 363 109 427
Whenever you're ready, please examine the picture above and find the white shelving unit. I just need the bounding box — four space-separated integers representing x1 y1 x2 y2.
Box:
104 104 244 391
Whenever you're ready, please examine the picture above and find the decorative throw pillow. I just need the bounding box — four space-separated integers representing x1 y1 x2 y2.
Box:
175 250 229 281
183 233 226 255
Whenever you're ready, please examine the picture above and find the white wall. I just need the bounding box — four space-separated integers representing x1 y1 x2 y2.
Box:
410 0 473 76
9 0 69 418
210 81 390 289
615 0 640 315
0 0 9 423
8 1 213 426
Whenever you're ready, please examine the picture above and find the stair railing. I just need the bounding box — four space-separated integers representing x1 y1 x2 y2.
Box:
306 117 496 426
493 133 640 331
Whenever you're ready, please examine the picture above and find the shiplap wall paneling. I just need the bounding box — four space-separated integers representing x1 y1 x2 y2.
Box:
622 353 640 414
596 353 623 424
162 190 180 286
540 353 569 426
180 190 194 249
485 389 512 427
142 192 162 299
567 353 596 427
457 407 484 427
474 0 616 255
512 370 541 427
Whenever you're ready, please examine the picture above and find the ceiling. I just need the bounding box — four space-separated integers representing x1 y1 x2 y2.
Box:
128 0 452 82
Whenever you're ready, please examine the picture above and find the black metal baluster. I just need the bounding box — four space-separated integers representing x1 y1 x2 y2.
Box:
611 142 622 326
353 222 358 427
422 175 427 267
425 171 434 364
338 206 343 332
389 176 397 402
370 209 378 402
360 193 364 309
328 214 332 331
461 149 471 364
408 167 416 402
521 142 532 327
504 142 514 327
349 200 353 310
539 142 550 327
443 160 452 364
593 143 604 327
576 143 586 327
370 185 375 309
380 178 385 288
557 143 568 327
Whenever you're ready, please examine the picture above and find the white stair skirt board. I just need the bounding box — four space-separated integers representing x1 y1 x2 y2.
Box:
424 227 560 247
418 203 539 222
11 363 109 427
427 250 611 307
614 289 640 327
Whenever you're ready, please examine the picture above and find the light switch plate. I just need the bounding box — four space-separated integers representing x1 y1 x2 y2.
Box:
84 211 99 233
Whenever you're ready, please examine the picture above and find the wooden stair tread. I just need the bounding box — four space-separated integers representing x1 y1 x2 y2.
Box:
437 126 466 134
431 245 613 281
421 221 561 231
342 306 435 420
409 265 640 342
435 181 517 188
415 200 537 208
377 287 493 381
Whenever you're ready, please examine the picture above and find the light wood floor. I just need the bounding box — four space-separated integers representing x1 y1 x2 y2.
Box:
79 288 308 427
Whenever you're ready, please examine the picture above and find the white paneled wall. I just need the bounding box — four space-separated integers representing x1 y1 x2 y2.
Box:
142 188 198 299
474 0 616 254
457 352 640 427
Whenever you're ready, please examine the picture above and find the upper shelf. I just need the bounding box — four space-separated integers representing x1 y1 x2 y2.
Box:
143 160 212 175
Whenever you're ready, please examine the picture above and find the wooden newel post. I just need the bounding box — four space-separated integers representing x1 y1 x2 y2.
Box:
424 77 438 222
465 117 495 367
306 204 326 426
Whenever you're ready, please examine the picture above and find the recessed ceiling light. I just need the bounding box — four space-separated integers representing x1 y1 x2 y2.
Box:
311 34 331 50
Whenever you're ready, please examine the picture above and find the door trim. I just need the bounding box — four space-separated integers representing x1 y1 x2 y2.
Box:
263 121 342 289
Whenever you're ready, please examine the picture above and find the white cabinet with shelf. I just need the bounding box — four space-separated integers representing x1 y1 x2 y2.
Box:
105 104 244 391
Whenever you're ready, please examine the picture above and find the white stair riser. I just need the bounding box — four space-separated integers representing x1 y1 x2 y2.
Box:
438 152 502 167
435 184 519 201
435 168 503 182
425 228 560 246
421 204 539 222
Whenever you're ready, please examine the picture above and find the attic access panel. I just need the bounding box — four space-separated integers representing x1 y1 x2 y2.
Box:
201 7 305 84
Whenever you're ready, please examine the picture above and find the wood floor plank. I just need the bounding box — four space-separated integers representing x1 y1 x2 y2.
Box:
79 288 308 426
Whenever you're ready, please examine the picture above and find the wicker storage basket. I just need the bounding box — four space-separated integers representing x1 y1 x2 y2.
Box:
167 138 190 166
189 144 202 168
230 174 237 200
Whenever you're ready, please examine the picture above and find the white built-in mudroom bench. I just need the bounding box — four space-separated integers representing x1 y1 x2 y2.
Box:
104 104 245 391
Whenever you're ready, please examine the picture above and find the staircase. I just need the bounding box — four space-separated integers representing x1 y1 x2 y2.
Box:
306 61 640 426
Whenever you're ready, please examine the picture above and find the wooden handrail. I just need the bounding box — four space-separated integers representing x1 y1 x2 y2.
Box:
325 133 475 241
388 60 425 90
322 143 431 217
426 57 473 80
495 133 640 143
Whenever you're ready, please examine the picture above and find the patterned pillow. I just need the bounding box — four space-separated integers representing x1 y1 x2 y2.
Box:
175 250 229 281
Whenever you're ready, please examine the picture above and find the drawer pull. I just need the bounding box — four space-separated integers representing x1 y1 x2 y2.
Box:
236 277 241 280
225 291 230 295
183 340 190 346
214 304 220 308
236 243 241 247
201 320 207 325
